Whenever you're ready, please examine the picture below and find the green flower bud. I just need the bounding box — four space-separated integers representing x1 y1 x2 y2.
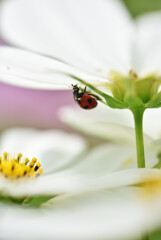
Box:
109 70 161 109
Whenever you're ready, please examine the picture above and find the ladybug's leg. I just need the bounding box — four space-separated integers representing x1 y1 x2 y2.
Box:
82 86 101 101
83 86 95 97
87 93 102 100
83 86 87 94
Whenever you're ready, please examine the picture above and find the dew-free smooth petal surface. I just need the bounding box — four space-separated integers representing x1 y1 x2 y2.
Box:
0 47 79 89
1 188 161 240
132 11 161 76
59 104 134 142
59 104 154 143
0 0 133 76
67 143 158 173
144 109 161 139
0 47 107 89
1 168 158 197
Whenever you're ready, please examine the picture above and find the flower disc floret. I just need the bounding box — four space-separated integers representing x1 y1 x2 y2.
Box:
0 152 43 180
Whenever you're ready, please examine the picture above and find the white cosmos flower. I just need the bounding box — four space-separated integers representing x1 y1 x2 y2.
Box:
0 128 86 198
0 0 160 129
0 127 158 200
2 186 161 240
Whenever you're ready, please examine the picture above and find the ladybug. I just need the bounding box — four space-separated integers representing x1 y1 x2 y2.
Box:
72 84 98 110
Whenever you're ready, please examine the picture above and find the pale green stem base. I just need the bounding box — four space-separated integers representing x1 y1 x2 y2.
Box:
131 108 145 168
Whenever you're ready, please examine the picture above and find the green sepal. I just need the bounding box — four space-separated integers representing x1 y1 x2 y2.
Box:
103 95 128 109
0 193 56 206
110 71 161 109
135 75 160 103
70 75 128 109
0 195 25 205
0 192 57 207
145 92 161 108
153 152 161 169
23 195 56 207
124 95 144 107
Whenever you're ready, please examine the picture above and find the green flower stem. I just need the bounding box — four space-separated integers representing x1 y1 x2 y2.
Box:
132 107 148 240
71 76 148 238
131 108 145 168
141 234 149 240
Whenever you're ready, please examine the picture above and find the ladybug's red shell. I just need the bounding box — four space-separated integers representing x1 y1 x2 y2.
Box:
79 95 97 110
72 84 98 110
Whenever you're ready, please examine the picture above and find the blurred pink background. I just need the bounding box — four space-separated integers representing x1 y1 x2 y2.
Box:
0 38 74 130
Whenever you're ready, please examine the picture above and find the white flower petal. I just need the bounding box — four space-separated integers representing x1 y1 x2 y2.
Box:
0 127 158 197
132 11 161 75
1 168 155 197
0 47 78 89
59 104 153 143
0 0 134 76
67 143 158 173
0 128 87 173
144 109 161 140
0 141 158 197
1 188 161 240
0 47 108 89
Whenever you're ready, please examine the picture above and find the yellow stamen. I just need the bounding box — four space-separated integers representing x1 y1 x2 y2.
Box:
17 153 22 162
0 152 43 180
34 162 41 172
36 169 43 177
32 157 37 164
3 152 8 160
25 158 29 165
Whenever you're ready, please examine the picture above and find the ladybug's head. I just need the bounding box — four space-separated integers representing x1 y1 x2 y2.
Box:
71 84 79 92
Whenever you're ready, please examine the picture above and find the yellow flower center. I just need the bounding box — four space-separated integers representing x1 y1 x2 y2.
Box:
0 152 43 180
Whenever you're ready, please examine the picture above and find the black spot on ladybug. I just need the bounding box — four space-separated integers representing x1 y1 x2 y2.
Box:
72 84 98 110
88 98 92 104
84 106 89 109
